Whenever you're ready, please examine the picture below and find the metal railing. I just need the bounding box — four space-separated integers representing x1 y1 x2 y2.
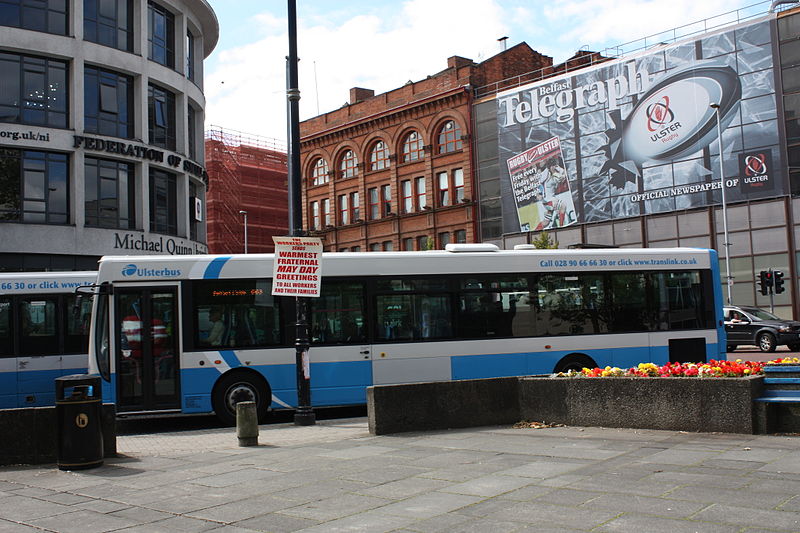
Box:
474 0 787 98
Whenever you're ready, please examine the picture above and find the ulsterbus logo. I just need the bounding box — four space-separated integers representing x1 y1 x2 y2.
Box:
121 264 181 277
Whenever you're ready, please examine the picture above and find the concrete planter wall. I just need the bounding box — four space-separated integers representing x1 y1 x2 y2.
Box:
519 376 763 434
0 404 117 466
368 375 765 435
368 377 520 435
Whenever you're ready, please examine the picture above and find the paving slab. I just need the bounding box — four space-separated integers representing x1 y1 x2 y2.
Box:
1 418 800 531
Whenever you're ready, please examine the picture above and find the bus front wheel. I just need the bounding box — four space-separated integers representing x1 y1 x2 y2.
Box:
553 354 597 374
212 371 270 426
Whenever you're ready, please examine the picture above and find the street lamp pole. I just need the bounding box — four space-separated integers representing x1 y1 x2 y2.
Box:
287 0 315 426
710 103 732 305
238 210 248 254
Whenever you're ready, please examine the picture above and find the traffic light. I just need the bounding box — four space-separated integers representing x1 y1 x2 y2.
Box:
774 270 785 294
759 270 773 296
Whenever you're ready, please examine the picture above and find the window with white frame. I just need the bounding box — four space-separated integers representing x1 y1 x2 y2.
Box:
322 198 331 226
369 141 390 171
415 177 426 209
338 194 348 225
311 158 329 186
340 150 358 178
437 120 463 153
401 131 424 162
310 201 319 229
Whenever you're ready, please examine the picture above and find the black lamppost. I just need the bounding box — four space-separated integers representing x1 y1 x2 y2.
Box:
711 103 732 305
287 0 315 426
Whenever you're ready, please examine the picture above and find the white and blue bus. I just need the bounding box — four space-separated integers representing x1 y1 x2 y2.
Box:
0 271 96 408
87 245 725 424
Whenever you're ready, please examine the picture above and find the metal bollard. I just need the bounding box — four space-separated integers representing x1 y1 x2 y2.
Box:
236 401 259 446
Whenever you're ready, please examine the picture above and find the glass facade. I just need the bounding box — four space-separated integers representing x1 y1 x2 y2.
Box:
148 83 176 150
84 66 133 138
0 0 216 269
0 0 67 35
149 168 177 235
0 52 67 128
0 148 68 224
84 156 134 229
84 0 133 51
148 1 174 68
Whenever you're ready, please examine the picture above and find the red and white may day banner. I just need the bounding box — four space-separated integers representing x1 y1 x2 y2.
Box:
271 236 323 297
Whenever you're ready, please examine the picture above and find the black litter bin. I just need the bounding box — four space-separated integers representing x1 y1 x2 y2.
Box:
55 374 103 470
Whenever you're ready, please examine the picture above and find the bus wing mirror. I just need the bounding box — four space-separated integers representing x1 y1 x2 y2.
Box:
75 283 113 296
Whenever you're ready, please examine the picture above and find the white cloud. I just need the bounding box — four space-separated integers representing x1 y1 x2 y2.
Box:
205 0 509 141
542 0 752 52
204 0 758 141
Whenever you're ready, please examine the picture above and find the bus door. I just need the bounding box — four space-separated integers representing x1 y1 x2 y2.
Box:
115 287 180 412
0 297 14 408
17 297 61 406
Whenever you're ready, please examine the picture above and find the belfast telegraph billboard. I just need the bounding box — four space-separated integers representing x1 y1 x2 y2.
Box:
496 16 785 233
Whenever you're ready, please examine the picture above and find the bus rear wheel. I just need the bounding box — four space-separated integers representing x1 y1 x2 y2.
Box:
553 355 597 374
212 372 270 426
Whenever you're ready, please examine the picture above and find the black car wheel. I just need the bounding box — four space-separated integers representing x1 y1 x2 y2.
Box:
726 345 737 352
788 343 800 352
758 332 777 353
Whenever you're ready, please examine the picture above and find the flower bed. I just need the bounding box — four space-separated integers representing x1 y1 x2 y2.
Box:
559 359 765 378
768 357 800 365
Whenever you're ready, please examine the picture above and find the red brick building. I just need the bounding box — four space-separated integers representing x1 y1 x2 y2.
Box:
300 44 552 251
205 127 288 254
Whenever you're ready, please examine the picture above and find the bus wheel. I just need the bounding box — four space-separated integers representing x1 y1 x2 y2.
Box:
212 372 270 426
553 355 596 374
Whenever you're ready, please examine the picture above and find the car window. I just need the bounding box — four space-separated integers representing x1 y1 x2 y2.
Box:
748 308 780 321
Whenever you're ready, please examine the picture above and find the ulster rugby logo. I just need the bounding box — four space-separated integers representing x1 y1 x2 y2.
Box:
602 60 741 189
646 96 675 132
744 153 767 177
739 149 773 194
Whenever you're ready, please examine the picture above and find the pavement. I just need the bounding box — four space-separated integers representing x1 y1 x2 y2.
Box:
2 420 800 533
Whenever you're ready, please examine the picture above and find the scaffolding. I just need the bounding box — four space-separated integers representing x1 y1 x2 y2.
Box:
204 126 288 254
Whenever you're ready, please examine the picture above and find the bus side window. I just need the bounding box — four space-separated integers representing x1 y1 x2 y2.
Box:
311 281 365 344
20 298 58 355
0 298 11 356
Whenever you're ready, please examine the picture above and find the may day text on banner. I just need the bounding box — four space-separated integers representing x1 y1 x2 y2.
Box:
271 236 323 297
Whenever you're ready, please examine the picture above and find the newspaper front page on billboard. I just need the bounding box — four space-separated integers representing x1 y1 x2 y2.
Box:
507 136 577 232
495 15 785 234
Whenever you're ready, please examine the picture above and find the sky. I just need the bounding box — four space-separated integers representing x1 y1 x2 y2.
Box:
203 0 770 143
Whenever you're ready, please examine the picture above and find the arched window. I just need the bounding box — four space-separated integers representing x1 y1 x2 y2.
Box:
340 150 358 178
401 131 424 162
369 141 390 171
437 120 463 153
310 158 329 186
